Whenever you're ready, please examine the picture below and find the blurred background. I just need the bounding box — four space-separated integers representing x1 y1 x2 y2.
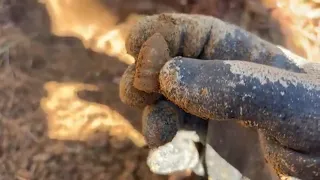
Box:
0 0 319 179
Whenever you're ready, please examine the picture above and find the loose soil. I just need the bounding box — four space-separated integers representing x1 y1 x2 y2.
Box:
0 0 317 180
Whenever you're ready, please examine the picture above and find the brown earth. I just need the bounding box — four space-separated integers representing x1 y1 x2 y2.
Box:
0 0 167 180
0 0 318 180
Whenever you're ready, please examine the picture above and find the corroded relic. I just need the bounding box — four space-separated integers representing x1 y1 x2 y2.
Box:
119 64 161 108
134 33 171 93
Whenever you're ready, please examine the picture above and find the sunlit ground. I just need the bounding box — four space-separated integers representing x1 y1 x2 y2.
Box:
36 0 149 147
41 81 146 147
273 0 320 62
41 0 139 65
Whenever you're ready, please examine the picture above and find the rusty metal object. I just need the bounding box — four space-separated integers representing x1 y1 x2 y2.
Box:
119 64 161 108
134 33 171 93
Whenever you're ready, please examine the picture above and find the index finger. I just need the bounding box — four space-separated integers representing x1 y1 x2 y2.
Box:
126 13 305 72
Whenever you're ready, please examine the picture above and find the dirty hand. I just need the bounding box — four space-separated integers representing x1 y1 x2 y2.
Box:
119 13 320 179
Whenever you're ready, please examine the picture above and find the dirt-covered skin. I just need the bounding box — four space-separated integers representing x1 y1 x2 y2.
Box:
159 57 320 154
119 64 161 108
142 99 209 148
158 57 320 179
122 13 320 179
259 132 320 178
126 13 304 72
134 33 170 93
142 101 182 148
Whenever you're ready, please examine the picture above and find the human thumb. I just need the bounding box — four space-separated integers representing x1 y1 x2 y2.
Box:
159 57 320 154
